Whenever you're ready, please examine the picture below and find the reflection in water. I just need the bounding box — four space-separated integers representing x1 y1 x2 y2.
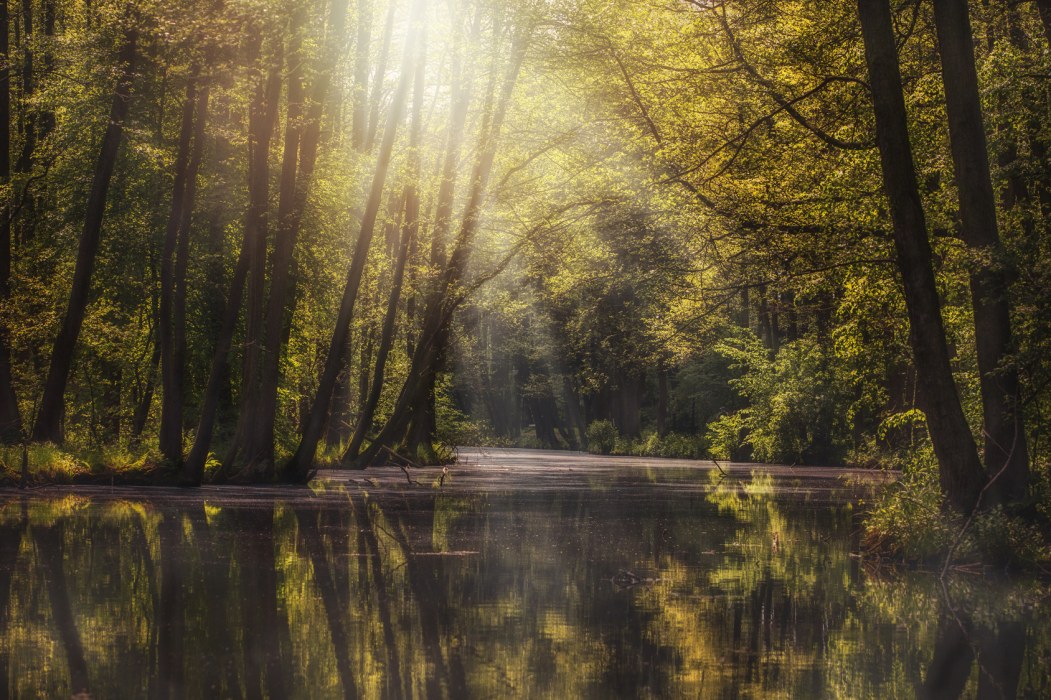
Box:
0 469 1046 698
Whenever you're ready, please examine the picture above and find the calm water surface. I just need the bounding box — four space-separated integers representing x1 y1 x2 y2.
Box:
0 448 1047 698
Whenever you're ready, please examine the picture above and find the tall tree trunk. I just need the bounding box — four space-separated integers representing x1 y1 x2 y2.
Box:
159 74 201 464
244 0 348 477
31 25 136 444
285 0 423 481
656 365 669 438
400 10 476 453
359 26 529 467
348 31 427 461
169 80 210 456
0 2 23 444
932 0 1029 504
15 0 34 176
225 35 281 469
857 0 987 512
181 245 250 484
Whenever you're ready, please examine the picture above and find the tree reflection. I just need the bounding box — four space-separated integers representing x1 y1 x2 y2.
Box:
0 480 1046 698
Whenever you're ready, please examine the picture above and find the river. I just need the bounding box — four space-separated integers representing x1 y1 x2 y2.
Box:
0 448 1045 698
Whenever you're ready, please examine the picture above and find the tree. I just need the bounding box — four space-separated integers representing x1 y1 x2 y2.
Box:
856 0 986 511
31 20 137 444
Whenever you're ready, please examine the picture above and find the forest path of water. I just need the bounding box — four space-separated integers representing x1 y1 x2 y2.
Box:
1 447 897 506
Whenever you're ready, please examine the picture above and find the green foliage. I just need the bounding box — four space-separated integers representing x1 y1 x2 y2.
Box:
864 448 1051 567
708 334 852 464
585 420 617 455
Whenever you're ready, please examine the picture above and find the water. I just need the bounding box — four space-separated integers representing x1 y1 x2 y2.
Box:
0 448 1047 698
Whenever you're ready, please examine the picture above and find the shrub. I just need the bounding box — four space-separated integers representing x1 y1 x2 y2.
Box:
586 420 617 455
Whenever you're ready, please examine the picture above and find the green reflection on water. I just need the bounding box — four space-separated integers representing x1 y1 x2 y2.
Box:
0 472 1047 698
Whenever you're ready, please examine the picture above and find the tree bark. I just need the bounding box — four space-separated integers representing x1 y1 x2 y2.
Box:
358 26 529 467
244 0 349 477
159 73 201 464
285 0 424 480
31 25 136 444
225 34 281 470
857 0 987 512
932 0 1029 504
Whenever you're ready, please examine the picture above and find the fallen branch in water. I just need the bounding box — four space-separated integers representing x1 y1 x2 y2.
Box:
380 446 423 486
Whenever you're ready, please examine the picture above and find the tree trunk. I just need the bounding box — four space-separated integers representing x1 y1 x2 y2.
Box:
31 25 136 444
857 0 987 512
285 0 423 480
0 3 23 444
932 0 1029 504
170 80 210 453
345 188 416 460
238 0 348 477
657 366 669 438
159 74 201 464
358 26 529 467
15 0 34 176
130 337 160 439
181 243 250 484
561 374 587 449
225 35 281 470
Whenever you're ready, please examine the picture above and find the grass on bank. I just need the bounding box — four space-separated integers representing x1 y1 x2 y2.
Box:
0 442 164 485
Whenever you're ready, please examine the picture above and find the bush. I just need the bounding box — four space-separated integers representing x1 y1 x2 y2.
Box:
863 447 1051 567
586 420 617 455
711 334 852 465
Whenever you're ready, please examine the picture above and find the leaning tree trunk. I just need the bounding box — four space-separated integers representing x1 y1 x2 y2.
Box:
284 0 423 481
857 0 987 512
358 27 529 467
932 0 1029 504
345 187 416 461
351 0 372 150
31 26 136 444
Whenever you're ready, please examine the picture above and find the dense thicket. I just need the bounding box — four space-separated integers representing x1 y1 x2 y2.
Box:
0 0 1048 509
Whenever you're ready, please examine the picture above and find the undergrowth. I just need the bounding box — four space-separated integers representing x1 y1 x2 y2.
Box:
862 447 1051 571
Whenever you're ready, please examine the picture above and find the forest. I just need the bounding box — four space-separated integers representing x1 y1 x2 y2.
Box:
0 0 1048 521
